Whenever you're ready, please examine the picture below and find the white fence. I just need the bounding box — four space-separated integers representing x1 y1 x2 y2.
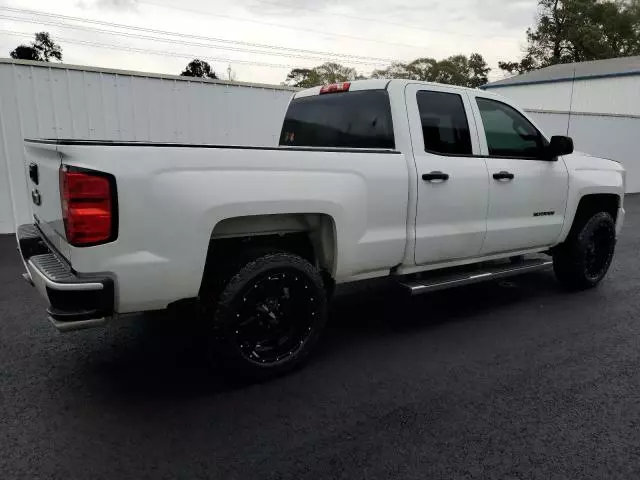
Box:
0 59 295 233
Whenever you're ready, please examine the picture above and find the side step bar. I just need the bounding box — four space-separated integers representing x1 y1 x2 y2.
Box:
399 258 553 295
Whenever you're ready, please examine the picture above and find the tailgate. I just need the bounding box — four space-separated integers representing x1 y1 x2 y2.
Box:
23 141 68 255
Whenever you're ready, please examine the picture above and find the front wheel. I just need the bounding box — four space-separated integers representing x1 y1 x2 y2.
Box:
553 212 616 290
208 250 328 379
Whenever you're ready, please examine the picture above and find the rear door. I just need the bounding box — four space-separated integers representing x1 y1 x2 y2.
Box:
468 93 569 255
405 83 490 265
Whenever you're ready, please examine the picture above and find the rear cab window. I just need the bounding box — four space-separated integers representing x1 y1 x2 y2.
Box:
280 90 395 149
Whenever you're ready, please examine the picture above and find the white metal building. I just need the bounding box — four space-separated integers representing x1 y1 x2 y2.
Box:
483 56 640 193
0 58 295 234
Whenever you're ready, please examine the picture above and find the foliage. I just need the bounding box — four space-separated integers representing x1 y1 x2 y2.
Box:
10 45 40 61
10 32 62 62
499 0 640 75
285 55 489 89
180 59 218 79
371 53 490 88
284 62 362 88
285 68 321 88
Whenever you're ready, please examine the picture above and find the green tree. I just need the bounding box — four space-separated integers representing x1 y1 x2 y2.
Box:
180 59 218 79
371 53 490 88
369 61 416 79
285 68 321 88
284 62 362 87
497 57 537 76
10 32 62 62
499 0 640 75
9 45 39 61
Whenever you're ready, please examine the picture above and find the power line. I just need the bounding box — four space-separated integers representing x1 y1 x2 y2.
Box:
0 6 398 64
138 0 435 50
0 29 302 69
0 13 389 66
0 5 508 76
253 0 516 41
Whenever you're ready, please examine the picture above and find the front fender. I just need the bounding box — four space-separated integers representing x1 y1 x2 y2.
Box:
559 161 625 242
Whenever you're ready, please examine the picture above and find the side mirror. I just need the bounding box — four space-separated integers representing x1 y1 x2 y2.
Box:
545 135 574 159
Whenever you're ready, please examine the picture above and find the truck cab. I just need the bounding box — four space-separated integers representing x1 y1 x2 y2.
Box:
282 80 623 273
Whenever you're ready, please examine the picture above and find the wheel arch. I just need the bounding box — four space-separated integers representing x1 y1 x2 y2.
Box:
199 213 338 295
560 192 621 243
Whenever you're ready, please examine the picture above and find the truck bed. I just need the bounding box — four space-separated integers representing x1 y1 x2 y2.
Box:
23 137 410 314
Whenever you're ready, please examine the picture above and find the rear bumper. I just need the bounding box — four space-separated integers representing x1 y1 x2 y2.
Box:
17 224 115 332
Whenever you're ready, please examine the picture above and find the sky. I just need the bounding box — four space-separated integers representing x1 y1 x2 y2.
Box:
0 0 539 85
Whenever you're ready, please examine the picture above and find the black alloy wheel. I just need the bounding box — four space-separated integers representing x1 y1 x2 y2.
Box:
553 211 616 290
231 269 319 365
583 223 615 282
211 250 328 378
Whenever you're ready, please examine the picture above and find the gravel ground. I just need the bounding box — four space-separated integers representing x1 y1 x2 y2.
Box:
2 197 640 479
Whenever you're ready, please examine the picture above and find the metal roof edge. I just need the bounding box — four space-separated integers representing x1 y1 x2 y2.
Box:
0 57 298 91
482 69 640 90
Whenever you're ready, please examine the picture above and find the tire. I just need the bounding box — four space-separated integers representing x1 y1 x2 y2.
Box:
553 212 616 290
207 249 328 379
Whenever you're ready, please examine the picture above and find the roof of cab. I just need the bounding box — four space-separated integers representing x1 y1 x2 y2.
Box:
293 79 478 98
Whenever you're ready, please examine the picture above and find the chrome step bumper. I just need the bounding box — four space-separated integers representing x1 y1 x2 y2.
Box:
17 224 114 332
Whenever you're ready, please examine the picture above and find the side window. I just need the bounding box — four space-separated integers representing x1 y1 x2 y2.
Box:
416 91 472 155
476 97 545 158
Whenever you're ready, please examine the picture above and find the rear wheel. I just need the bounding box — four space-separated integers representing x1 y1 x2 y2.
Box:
207 250 328 378
553 212 616 290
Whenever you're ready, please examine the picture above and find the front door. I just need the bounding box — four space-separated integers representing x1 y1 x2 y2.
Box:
405 84 490 265
468 93 569 255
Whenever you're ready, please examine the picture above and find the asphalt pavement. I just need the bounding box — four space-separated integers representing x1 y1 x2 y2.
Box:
3 198 640 479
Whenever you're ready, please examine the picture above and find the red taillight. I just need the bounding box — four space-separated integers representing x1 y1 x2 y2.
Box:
319 82 351 94
59 167 116 246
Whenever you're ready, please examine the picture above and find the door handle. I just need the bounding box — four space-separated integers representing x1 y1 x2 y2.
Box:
493 171 515 181
422 171 449 182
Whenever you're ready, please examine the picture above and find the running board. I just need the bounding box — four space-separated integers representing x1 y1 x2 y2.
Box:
399 258 553 296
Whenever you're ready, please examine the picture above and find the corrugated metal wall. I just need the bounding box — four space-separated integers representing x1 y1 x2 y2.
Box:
528 111 640 193
489 81 575 112
490 75 640 193
571 76 640 116
0 59 295 234
526 111 571 137
491 76 640 116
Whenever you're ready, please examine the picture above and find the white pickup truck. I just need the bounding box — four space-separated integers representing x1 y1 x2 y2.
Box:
17 79 625 377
